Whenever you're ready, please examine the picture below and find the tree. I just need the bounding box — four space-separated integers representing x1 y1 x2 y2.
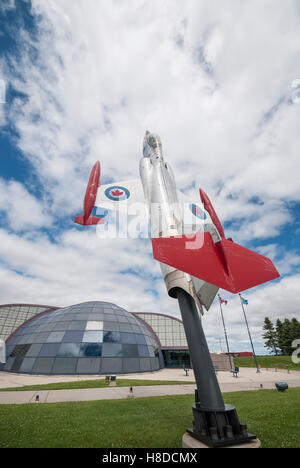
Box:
280 319 293 356
262 317 278 355
290 318 300 348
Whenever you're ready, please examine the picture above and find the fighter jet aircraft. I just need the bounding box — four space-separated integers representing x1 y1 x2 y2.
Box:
75 131 280 312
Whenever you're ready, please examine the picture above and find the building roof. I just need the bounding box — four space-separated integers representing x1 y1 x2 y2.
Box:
2 301 163 375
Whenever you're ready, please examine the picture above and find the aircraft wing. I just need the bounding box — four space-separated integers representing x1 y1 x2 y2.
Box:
176 189 219 308
176 189 212 235
95 179 148 216
152 188 279 296
74 162 148 226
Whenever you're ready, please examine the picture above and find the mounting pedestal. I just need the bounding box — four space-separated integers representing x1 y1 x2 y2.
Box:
176 288 256 448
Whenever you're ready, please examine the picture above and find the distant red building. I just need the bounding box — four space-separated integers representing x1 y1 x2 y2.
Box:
224 352 253 358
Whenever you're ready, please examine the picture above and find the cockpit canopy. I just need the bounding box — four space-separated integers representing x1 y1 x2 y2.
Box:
147 133 162 151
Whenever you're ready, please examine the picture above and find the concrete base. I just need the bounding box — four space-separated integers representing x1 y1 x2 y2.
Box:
182 432 262 449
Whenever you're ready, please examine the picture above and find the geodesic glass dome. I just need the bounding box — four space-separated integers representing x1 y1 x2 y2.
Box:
3 302 163 375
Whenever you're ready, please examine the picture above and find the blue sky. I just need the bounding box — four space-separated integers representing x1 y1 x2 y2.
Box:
0 0 300 354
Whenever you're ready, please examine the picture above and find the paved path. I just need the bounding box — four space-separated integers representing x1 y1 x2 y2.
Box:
0 368 299 405
0 384 195 405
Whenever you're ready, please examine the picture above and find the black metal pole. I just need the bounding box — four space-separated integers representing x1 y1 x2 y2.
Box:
218 295 233 371
177 288 225 410
239 294 260 373
176 288 256 447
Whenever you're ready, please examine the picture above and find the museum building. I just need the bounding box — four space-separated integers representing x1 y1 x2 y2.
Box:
0 301 230 375
0 301 192 374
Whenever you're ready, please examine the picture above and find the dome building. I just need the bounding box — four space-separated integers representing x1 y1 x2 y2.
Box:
2 301 163 375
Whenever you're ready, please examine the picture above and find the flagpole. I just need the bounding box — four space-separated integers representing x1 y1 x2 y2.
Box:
239 293 260 373
218 295 233 371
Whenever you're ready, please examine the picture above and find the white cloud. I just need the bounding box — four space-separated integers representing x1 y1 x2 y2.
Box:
0 222 298 353
0 1 300 353
0 178 52 231
2 0 298 244
202 274 300 354
0 226 172 312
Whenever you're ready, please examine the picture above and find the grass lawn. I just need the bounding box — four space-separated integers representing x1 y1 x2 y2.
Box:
0 388 299 448
0 378 195 392
234 355 300 371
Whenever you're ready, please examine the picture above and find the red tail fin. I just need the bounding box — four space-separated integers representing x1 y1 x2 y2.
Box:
74 216 105 226
200 189 225 239
152 232 280 294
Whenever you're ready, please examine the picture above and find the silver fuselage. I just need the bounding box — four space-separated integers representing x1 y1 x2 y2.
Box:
139 132 219 312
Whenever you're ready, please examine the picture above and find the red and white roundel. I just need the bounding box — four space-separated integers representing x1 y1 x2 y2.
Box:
190 204 207 220
105 186 130 201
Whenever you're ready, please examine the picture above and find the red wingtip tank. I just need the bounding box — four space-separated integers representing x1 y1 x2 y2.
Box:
74 161 104 226
200 188 225 239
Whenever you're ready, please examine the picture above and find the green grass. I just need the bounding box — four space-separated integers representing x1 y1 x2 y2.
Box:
0 388 299 448
234 355 300 371
0 378 195 392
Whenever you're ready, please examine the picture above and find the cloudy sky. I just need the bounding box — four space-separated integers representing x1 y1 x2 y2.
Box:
0 0 299 354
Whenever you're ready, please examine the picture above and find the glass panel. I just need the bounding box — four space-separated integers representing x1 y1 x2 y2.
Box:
88 314 103 320
79 343 102 357
62 313 75 320
52 358 77 374
68 321 86 331
145 336 152 346
85 321 103 331
76 358 101 374
135 334 146 345
122 344 139 358
104 314 115 321
19 357 36 373
62 331 84 343
53 321 71 331
118 323 133 333
101 358 122 373
6 346 14 357
17 335 30 345
103 331 120 343
102 343 122 357
39 343 61 357
122 358 140 373
46 331 65 343
31 332 49 343
74 313 89 320
57 343 81 357
120 333 137 344
11 356 23 372
162 350 190 368
82 331 103 343
128 317 138 323
4 357 15 371
10 344 31 358
32 358 55 373
139 358 151 371
138 345 149 357
150 357 160 370
8 335 21 346
23 334 36 344
117 316 129 323
103 321 120 332
25 343 43 357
